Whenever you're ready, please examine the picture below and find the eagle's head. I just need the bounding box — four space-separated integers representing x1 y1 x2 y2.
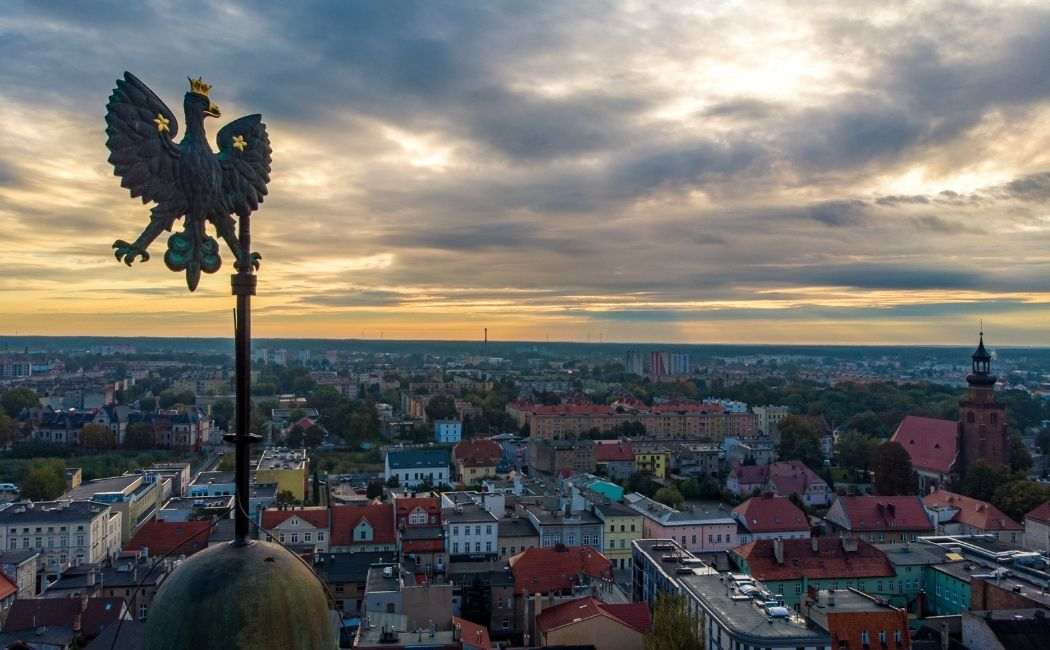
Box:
185 76 221 119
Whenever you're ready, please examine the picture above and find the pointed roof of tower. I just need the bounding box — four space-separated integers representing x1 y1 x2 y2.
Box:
973 331 991 362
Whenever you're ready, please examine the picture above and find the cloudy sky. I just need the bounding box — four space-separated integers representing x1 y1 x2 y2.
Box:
2 1 1050 344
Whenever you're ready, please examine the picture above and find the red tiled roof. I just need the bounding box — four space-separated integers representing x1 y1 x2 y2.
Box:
732 463 769 485
536 597 652 635
330 503 395 546
81 597 126 637
1026 501 1050 525
891 415 958 474
261 506 330 530
508 546 612 594
767 461 826 497
453 616 492 650
4 597 83 632
650 402 723 415
733 495 809 534
402 539 445 553
0 572 15 602
734 538 895 581
394 496 441 525
595 440 634 462
126 520 211 557
453 439 503 467
832 496 933 532
923 490 1022 531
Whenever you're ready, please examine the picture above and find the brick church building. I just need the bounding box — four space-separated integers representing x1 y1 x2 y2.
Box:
891 333 1009 493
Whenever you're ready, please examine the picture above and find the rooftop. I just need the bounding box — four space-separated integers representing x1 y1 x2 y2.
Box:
257 447 307 471
386 447 450 470
680 573 830 645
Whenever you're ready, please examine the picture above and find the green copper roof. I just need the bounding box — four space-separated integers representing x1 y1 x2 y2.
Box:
144 540 337 649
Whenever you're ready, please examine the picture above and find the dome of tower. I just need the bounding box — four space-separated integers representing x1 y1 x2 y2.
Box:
144 540 337 649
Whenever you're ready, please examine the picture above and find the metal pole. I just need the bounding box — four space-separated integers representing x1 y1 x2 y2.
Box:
228 215 259 545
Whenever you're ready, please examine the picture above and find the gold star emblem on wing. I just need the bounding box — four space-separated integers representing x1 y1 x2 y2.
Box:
154 114 170 133
232 135 247 152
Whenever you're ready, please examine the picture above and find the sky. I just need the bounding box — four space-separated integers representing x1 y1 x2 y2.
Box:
2 1 1050 345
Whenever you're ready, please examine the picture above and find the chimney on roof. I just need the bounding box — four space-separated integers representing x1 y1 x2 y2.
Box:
811 537 819 553
773 538 785 565
841 537 859 553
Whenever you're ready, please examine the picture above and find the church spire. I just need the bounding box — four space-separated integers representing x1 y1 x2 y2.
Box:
968 328 995 386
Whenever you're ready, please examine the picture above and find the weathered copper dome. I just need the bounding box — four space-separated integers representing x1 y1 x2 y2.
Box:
144 540 336 649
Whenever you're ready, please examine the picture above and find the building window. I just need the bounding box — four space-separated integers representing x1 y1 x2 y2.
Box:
861 631 870 645
453 542 459 553
475 542 481 553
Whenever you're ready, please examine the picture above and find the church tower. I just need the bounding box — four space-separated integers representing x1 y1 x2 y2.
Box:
958 331 1009 475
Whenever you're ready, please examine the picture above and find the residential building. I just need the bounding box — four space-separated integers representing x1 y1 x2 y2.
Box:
0 500 121 578
384 448 451 488
1023 501 1050 552
434 419 463 444
314 551 394 616
527 438 595 475
510 401 754 441
923 489 1022 544
394 495 444 573
156 495 234 523
962 609 1050 650
825 496 933 543
631 538 713 605
497 515 538 559
260 506 330 554
624 493 738 554
594 440 635 480
255 447 308 502
126 519 212 558
330 503 396 553
726 460 831 506
624 351 645 376
525 504 603 552
633 449 669 478
753 405 790 437
64 473 168 544
594 501 643 570
800 587 910 650
508 545 613 596
731 537 896 607
444 503 498 559
535 597 651 650
453 616 492 650
189 471 235 497
453 439 503 485
0 549 39 598
680 572 831 650
732 495 810 543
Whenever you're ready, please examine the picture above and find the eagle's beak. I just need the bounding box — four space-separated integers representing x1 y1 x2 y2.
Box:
205 102 221 118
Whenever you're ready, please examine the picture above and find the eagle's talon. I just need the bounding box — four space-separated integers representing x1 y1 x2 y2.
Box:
113 240 150 266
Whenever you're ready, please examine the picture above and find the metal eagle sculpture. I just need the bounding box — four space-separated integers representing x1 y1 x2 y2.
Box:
106 72 271 290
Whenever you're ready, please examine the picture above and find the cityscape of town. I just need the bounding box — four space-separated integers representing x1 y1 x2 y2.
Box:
0 336 1045 648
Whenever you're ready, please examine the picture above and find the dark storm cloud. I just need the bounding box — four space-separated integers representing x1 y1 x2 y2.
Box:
789 264 982 290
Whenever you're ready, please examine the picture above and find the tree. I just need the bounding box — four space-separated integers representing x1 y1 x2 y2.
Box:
0 413 16 448
366 480 384 500
626 472 659 498
138 396 157 412
835 431 880 478
959 461 1012 502
776 415 823 470
276 490 297 506
303 425 325 448
873 441 917 496
992 480 1050 521
80 424 116 449
1010 434 1033 475
211 399 234 430
654 487 684 509
124 422 155 450
1 388 38 417
644 594 702 650
21 460 66 501
158 389 195 409
1037 428 1050 457
425 395 458 422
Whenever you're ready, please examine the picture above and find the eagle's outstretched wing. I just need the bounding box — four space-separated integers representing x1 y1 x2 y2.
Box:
217 115 272 218
104 72 185 221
